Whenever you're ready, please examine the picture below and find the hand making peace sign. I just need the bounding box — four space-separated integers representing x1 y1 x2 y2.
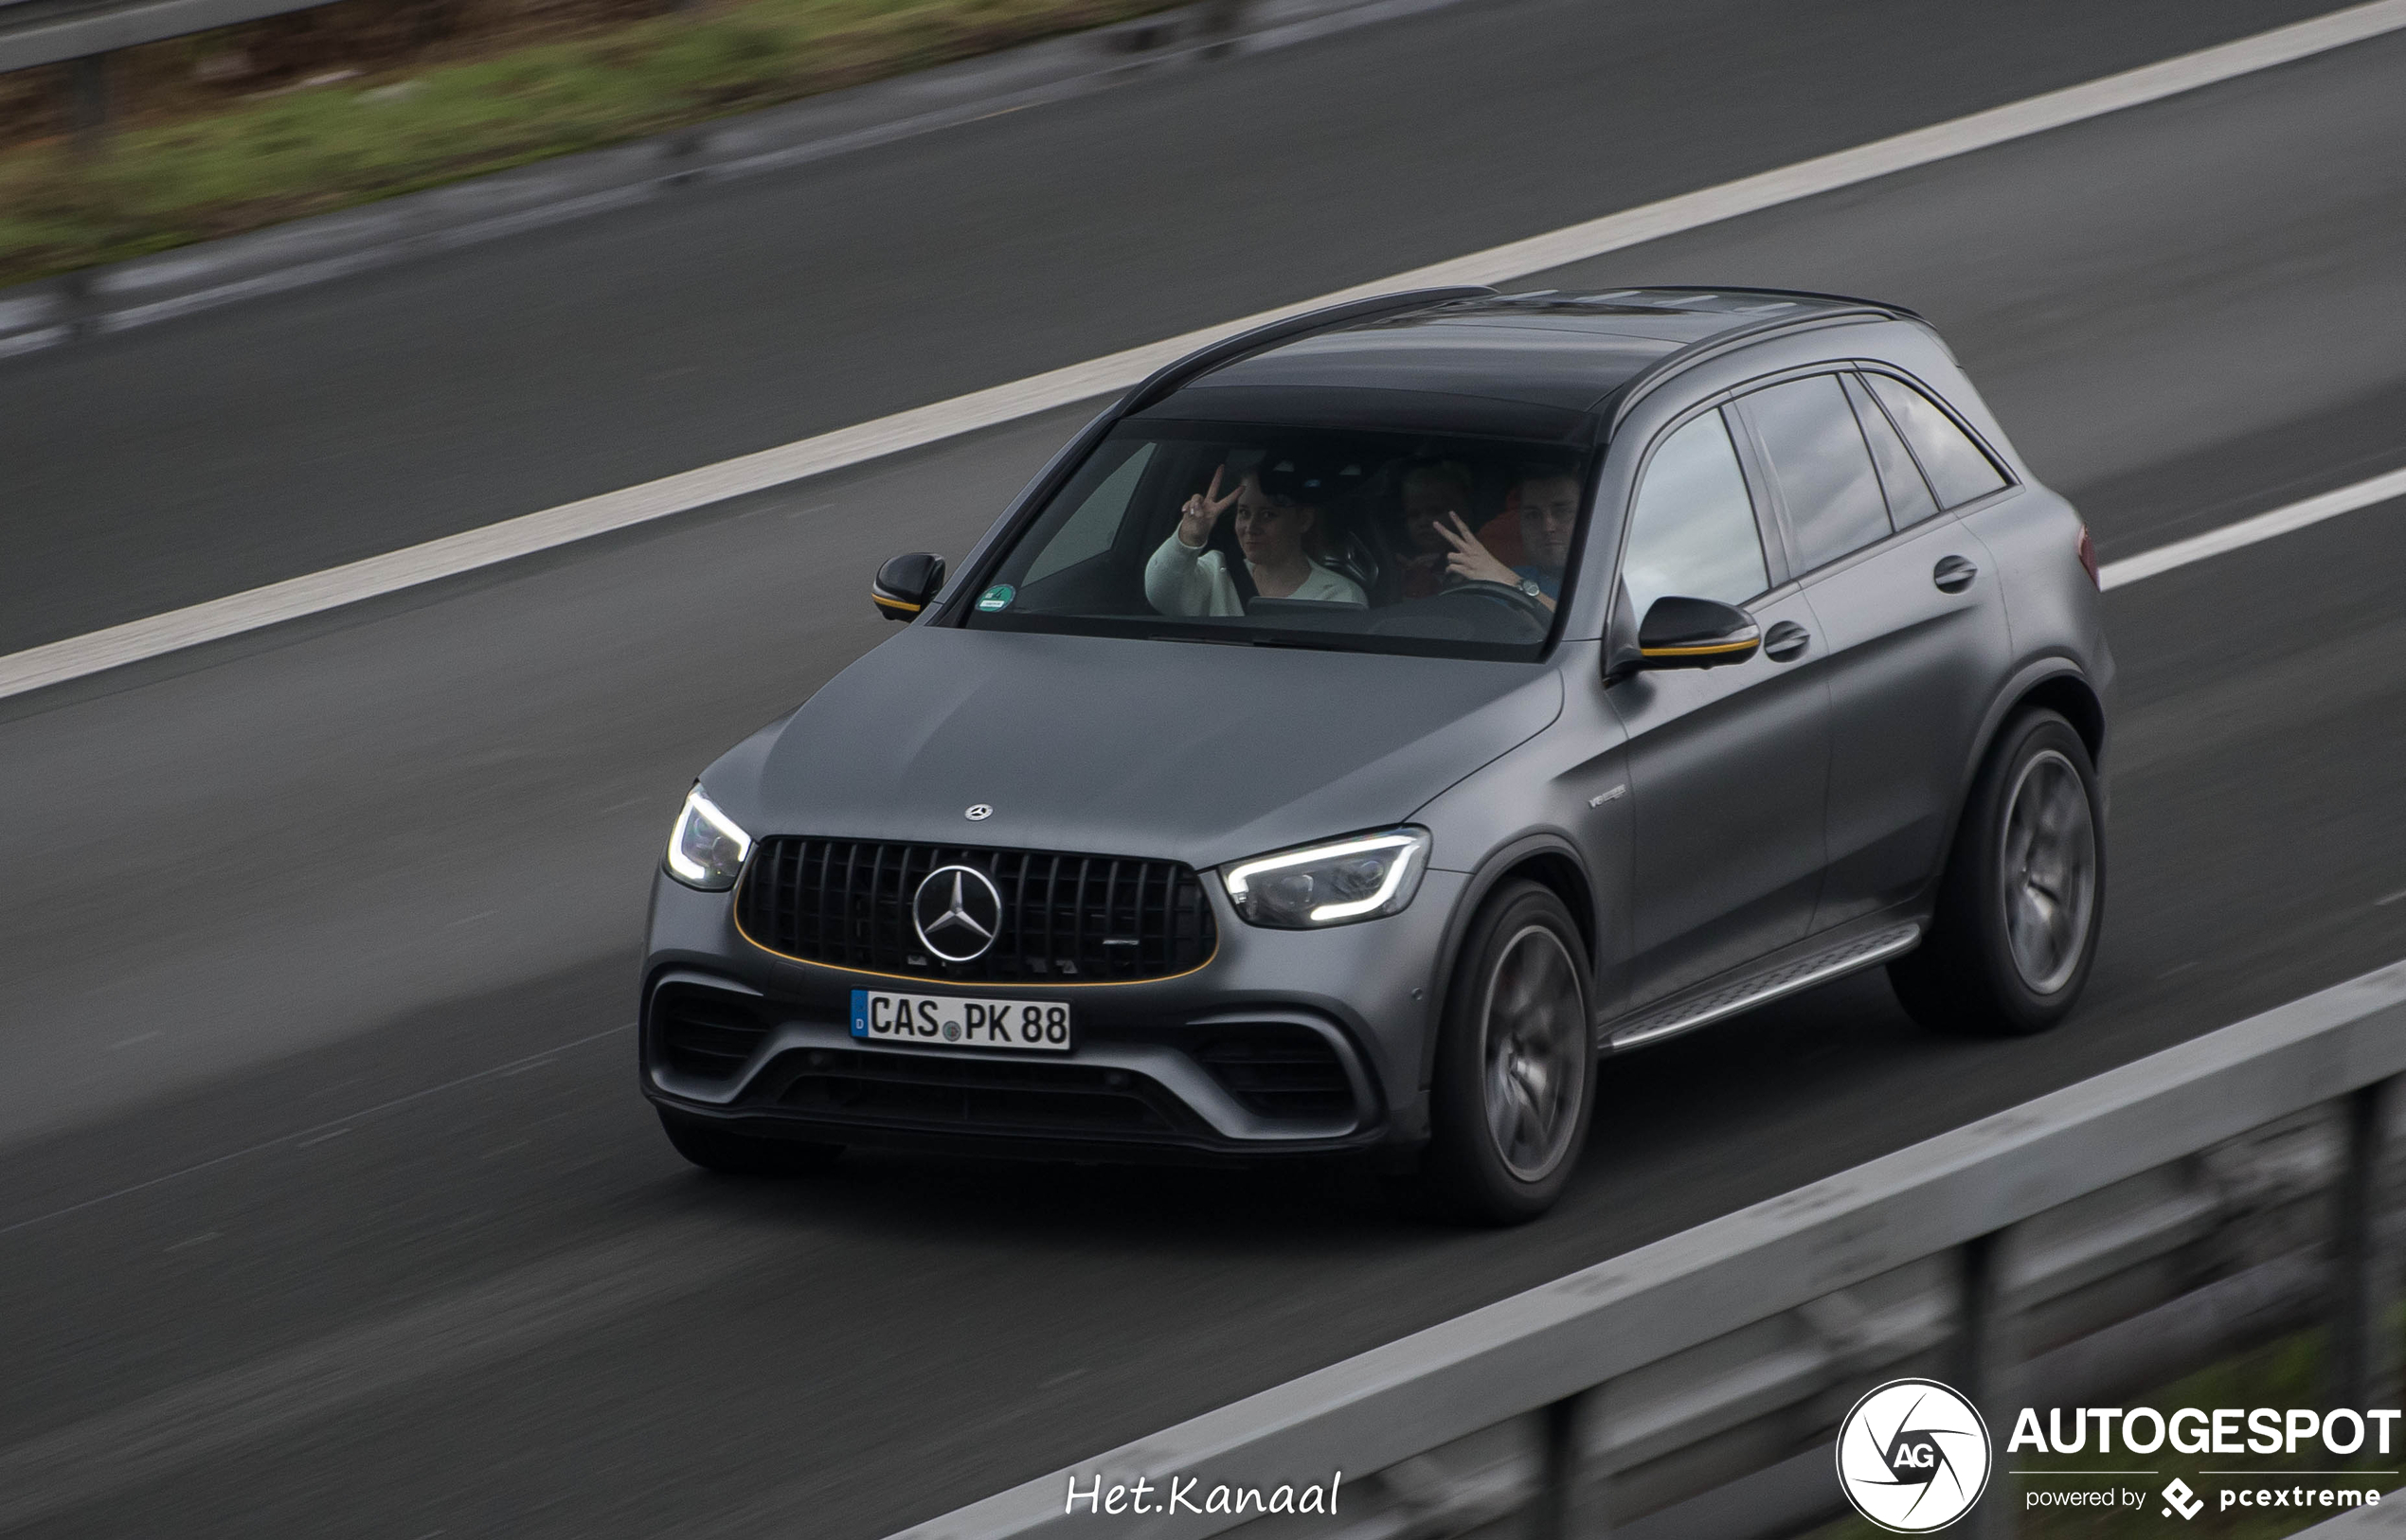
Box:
1435 510 1518 586
1176 465 1244 548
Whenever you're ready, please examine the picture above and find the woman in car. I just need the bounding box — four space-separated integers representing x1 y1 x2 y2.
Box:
1144 454 1368 617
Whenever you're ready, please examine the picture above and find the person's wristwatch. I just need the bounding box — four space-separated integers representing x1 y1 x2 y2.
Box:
1517 577 1544 599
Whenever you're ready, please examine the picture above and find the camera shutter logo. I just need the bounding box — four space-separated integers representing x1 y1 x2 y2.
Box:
1835 1378 1992 1532
913 866 1003 963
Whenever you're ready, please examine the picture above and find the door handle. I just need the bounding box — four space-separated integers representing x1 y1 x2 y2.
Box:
1763 619 1810 661
1933 555 1978 593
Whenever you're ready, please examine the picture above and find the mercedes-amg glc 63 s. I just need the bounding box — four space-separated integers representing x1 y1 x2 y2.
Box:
642 287 2112 1222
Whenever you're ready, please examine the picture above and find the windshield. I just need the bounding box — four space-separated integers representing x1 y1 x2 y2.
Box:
960 421 1594 660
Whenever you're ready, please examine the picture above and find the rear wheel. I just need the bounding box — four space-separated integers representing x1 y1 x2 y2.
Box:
1891 708 2104 1036
657 1107 843 1176
1424 880 1594 1224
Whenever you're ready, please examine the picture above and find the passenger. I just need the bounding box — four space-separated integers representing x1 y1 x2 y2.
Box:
1433 466 1582 610
1390 459 1477 600
1145 457 1369 617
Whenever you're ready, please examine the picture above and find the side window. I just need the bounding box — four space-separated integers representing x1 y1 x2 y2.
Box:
1863 373 2009 508
1744 373 1892 571
1843 372 1938 527
1621 408 1770 623
1023 442 1155 584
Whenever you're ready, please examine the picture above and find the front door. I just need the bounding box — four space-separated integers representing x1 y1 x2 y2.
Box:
1608 405 1832 1007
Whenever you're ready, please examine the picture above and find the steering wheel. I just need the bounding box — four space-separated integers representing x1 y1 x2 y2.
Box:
1439 579 1555 635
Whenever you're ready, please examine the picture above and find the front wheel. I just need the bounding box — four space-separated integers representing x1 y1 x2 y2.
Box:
657 1107 844 1176
1890 708 2105 1036
1424 880 1595 1224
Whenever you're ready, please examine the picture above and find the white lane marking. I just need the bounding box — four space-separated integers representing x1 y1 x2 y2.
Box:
2097 465 2406 589
3 0 2404 706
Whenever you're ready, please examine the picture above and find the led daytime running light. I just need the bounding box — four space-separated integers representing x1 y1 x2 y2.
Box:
1224 830 1427 924
665 785 752 887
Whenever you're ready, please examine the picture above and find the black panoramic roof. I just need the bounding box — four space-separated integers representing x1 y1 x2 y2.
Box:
1135 289 1908 439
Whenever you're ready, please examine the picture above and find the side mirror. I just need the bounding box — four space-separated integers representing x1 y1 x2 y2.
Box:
1634 595 1760 669
871 552 945 622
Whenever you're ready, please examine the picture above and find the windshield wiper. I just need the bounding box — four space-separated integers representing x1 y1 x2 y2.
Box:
1147 631 1360 653
1244 634 1361 653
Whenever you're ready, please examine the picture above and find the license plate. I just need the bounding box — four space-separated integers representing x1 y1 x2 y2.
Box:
851 990 1071 1052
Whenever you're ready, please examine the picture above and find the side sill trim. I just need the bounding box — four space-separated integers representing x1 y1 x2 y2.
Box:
1606 922 1920 1051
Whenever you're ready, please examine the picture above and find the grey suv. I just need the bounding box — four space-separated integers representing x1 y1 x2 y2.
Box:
642 288 2111 1221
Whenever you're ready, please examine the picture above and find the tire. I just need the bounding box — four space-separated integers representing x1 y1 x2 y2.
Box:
657 1107 844 1177
1423 880 1596 1224
1890 708 2105 1036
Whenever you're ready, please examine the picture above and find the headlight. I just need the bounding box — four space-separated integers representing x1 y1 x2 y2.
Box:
664 785 752 890
1222 828 1430 928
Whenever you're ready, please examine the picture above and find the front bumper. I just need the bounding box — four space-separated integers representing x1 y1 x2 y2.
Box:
638 864 1463 1159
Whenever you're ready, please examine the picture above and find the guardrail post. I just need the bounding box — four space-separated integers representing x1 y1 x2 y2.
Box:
1529 1386 1600 1539
2330 1076 2397 1411
1958 1227 2018 1540
69 51 112 157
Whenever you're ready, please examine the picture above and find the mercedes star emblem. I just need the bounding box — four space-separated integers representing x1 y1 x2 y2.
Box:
913 865 1003 963
964 803 993 821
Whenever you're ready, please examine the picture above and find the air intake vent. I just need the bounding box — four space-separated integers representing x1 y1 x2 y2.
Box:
777 1048 1199 1137
736 840 1215 983
1195 1025 1356 1120
654 986 772 1079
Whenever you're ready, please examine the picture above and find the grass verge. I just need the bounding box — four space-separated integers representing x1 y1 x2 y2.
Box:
0 0 1178 288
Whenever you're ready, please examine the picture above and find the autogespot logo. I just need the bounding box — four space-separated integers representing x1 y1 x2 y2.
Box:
1837 1378 1994 1532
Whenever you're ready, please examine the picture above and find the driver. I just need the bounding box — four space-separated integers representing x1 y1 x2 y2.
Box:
1433 466 1581 610
1145 455 1368 617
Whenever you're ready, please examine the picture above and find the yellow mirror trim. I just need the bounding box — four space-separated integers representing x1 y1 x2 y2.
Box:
1640 636 1758 657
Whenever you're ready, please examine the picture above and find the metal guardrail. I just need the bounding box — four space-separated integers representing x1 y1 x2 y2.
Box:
0 0 1258 166
894 958 2406 1539
0 0 340 74
0 0 1253 78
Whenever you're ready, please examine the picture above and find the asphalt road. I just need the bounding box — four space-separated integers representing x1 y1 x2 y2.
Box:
0 0 2348 657
2 5 2405 1538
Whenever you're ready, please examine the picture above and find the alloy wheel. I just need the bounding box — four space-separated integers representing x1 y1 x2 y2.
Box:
1998 747 2097 994
1479 924 1587 1182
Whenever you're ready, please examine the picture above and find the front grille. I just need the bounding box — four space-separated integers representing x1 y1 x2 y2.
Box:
1195 1025 1356 1120
736 839 1216 983
773 1048 1199 1137
653 986 772 1079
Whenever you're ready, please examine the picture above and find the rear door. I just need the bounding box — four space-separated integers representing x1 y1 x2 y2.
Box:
1733 370 2014 930
1610 404 1831 1007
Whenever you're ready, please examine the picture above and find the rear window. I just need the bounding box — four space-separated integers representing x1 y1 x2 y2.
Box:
961 421 1595 661
1862 373 2010 509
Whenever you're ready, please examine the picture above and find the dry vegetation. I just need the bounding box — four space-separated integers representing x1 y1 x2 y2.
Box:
0 0 1178 285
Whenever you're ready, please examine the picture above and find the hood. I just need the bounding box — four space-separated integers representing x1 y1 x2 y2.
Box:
709 627 1562 869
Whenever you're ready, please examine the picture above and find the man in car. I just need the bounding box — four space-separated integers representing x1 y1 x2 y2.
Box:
1390 459 1479 600
1435 466 1582 609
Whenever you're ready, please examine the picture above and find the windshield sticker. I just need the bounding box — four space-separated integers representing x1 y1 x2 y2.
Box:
977 584 1015 613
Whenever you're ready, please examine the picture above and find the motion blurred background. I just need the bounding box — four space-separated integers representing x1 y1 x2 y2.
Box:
1 1 2402 1536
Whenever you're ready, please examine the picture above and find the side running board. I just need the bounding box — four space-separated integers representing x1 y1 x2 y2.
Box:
1607 922 1921 1051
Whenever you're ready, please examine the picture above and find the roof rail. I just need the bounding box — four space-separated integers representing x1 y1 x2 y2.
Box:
1661 285 1923 322
1605 303 1902 432
1120 287 1493 414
